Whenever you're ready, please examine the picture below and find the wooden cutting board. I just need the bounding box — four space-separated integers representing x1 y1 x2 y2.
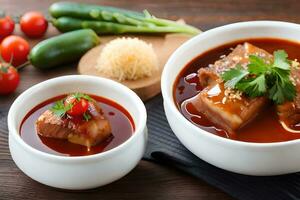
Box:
78 34 192 101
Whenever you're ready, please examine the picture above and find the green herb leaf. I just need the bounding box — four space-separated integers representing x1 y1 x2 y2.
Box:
50 100 71 118
83 112 92 121
268 77 296 104
273 50 290 70
221 49 296 104
72 93 93 102
222 65 249 88
247 55 270 75
269 66 296 104
236 74 267 97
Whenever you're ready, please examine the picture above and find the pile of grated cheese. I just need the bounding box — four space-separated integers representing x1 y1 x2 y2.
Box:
96 37 159 81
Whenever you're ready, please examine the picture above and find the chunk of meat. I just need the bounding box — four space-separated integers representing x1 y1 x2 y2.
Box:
277 66 300 129
36 100 112 148
191 81 267 135
35 110 70 139
199 42 272 88
192 43 270 134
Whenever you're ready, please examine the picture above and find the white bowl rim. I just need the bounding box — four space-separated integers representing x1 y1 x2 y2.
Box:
161 20 300 148
8 75 147 162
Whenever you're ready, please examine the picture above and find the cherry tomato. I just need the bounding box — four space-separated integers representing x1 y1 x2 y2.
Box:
0 16 15 40
20 12 48 38
65 96 89 116
0 35 30 67
0 63 19 95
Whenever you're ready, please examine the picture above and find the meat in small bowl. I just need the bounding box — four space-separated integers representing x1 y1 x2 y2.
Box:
8 75 147 189
21 92 134 156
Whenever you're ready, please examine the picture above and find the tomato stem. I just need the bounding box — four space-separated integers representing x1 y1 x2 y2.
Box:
0 64 8 73
16 61 30 70
11 15 20 24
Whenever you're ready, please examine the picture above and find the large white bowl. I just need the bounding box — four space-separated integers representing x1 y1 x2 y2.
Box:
161 21 300 176
8 75 147 189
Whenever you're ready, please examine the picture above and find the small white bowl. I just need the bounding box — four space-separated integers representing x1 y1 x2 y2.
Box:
8 75 147 189
162 21 300 176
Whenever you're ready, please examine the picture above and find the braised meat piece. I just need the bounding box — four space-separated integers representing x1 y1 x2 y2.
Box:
199 43 273 88
35 110 70 139
192 43 270 134
192 81 267 135
36 97 112 148
277 66 300 129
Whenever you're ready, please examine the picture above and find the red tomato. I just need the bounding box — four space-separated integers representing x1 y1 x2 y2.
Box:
0 16 15 40
0 35 30 67
65 96 89 116
20 12 48 38
0 63 20 95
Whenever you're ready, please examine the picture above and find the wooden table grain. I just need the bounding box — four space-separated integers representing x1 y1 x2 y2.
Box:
1 0 300 199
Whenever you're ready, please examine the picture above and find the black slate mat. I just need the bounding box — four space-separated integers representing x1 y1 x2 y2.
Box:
2 95 300 200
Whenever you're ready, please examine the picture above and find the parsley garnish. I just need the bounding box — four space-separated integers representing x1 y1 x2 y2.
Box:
50 100 72 118
223 64 249 89
72 93 93 102
221 50 296 104
83 113 92 121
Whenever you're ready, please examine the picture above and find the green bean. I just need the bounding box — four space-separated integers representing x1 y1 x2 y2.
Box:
52 17 200 35
50 2 201 35
50 2 144 22
51 2 154 27
100 11 149 26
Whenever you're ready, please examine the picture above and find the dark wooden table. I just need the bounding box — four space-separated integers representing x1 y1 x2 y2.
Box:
1 0 300 199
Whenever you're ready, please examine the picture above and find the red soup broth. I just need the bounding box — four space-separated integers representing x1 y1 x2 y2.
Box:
20 95 135 156
173 38 300 143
